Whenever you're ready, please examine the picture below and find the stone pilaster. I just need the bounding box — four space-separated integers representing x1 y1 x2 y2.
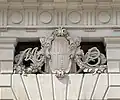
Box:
0 37 17 73
105 37 120 73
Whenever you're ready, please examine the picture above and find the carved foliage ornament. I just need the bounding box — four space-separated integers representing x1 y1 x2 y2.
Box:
75 47 107 74
14 27 107 79
14 47 46 74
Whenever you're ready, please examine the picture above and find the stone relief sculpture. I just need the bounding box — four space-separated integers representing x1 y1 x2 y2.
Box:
75 47 107 74
14 47 46 74
14 27 107 79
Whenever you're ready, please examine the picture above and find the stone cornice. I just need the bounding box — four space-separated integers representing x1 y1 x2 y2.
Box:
0 1 120 30
0 1 120 9
0 25 120 29
0 25 120 33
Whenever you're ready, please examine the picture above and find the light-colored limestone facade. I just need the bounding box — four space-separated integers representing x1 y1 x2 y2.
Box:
0 0 120 100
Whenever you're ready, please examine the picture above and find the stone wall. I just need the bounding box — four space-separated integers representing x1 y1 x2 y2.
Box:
0 0 120 100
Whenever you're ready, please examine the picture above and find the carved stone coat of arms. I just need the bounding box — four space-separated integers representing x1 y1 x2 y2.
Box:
14 27 107 79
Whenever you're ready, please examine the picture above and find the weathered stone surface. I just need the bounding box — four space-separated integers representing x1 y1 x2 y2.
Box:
53 74 68 100
109 74 120 86
0 49 14 60
12 74 29 100
79 74 99 100
108 61 120 72
104 87 120 99
0 88 1 99
1 0 120 100
37 74 53 100
0 44 14 49
0 74 11 87
22 75 42 100
0 61 13 73
91 74 108 99
67 74 83 100
0 88 16 100
107 49 120 60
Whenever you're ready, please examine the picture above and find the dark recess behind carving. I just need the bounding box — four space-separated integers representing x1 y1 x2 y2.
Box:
80 42 106 56
14 41 44 74
15 41 41 56
77 42 106 73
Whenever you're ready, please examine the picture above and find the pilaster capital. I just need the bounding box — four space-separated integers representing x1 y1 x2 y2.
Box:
0 37 17 46
105 36 120 44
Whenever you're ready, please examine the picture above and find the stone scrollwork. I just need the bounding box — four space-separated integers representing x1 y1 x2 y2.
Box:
14 47 46 74
44 27 75 79
74 47 107 74
14 27 107 79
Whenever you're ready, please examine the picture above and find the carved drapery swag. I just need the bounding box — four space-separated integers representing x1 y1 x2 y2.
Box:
14 27 107 79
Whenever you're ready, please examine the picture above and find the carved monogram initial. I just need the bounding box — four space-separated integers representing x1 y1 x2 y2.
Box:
14 27 107 79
